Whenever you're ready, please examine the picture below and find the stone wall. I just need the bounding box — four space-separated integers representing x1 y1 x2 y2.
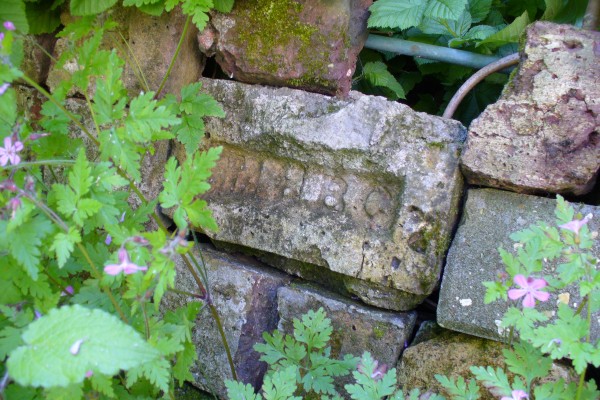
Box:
20 3 600 398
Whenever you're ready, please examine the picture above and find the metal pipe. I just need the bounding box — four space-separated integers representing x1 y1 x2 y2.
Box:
365 34 511 71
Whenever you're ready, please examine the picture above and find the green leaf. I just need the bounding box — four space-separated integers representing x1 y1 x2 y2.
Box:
0 0 29 33
92 51 127 126
0 87 17 134
126 357 170 393
477 11 530 49
7 305 160 388
49 227 82 268
225 380 263 400
70 0 119 15
125 92 180 142
368 0 427 30
172 342 197 384
362 61 405 100
69 149 93 198
213 0 234 12
503 342 552 388
179 0 212 31
424 0 468 20
435 374 480 399
89 373 116 398
468 0 491 22
293 308 332 350
262 366 302 400
25 1 62 34
185 200 218 231
469 366 512 397
174 114 205 155
541 0 562 20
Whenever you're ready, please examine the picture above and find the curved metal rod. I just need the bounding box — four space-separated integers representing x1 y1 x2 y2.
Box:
442 53 520 120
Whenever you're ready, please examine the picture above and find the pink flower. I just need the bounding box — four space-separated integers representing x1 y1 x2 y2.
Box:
357 359 388 381
0 83 10 95
501 389 528 400
3 21 15 31
559 213 593 236
0 136 23 166
104 247 147 275
61 285 74 296
508 275 550 308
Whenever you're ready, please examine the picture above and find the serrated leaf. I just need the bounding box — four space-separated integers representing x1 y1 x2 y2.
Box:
125 92 180 142
468 0 492 22
2 215 53 280
173 342 197 384
7 305 160 388
368 0 427 30
424 0 468 20
469 366 512 397
293 308 332 349
477 11 529 49
503 342 551 388
89 373 116 398
49 227 82 268
226 380 263 400
126 357 170 393
362 61 405 100
213 0 234 12
185 200 218 231
70 0 119 16
262 366 302 400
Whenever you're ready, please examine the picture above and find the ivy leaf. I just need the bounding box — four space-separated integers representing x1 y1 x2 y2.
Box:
368 0 427 30
477 11 530 49
49 227 82 268
424 0 468 20
7 305 160 388
70 0 119 16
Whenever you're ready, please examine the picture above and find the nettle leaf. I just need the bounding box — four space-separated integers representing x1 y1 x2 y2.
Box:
477 11 530 49
468 0 492 22
362 61 405 100
70 0 119 16
425 0 468 20
368 0 427 30
7 305 160 388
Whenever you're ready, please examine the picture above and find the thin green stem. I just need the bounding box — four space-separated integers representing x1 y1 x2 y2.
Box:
20 75 99 147
141 301 150 340
1 160 76 170
115 31 150 92
84 92 101 136
209 303 238 381
27 36 59 64
155 15 191 99
18 190 129 323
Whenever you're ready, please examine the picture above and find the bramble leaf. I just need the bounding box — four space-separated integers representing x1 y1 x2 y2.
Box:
70 0 119 16
362 61 405 100
7 305 160 388
368 0 427 30
424 0 468 20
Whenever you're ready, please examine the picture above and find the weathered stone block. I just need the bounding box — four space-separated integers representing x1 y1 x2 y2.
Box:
461 22 600 195
398 322 575 399
165 246 291 398
174 78 466 311
437 189 600 341
47 6 204 98
198 0 372 97
276 284 416 392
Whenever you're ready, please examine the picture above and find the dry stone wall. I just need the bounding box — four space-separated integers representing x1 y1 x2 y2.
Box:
18 4 600 397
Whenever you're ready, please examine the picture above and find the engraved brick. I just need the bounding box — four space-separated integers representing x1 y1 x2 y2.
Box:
174 78 466 310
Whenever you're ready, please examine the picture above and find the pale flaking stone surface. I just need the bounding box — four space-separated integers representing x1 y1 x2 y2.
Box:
438 189 600 341
174 78 466 311
164 245 291 398
461 22 600 195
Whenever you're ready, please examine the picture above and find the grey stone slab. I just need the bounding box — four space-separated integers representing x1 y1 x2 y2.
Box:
398 322 575 399
438 189 600 341
164 245 291 398
276 284 416 378
175 78 466 310
461 22 600 195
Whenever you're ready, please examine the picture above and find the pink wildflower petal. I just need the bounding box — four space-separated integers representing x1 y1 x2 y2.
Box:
513 274 528 288
3 21 15 31
117 247 130 263
85 370 93 378
528 277 548 290
122 263 147 275
13 141 23 152
508 288 527 301
522 293 537 308
0 83 10 95
61 285 74 296
559 214 593 235
104 263 123 275
532 290 550 302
